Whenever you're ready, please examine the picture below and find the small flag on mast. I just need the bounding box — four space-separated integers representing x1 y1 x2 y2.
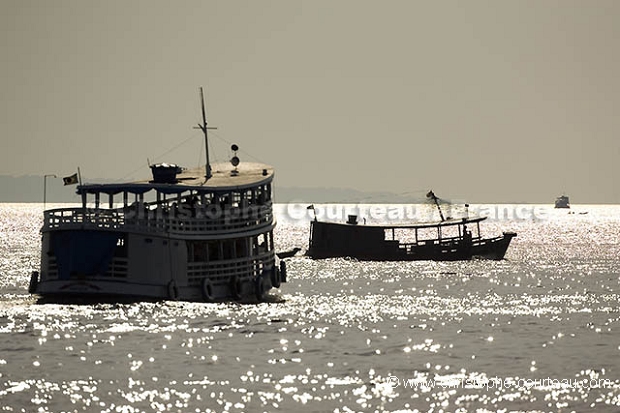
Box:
63 173 78 186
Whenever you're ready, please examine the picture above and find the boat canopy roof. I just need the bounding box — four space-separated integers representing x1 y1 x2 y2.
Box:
77 162 274 195
384 216 487 229
322 216 488 230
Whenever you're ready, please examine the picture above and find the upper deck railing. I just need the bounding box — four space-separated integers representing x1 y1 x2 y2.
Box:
42 204 274 236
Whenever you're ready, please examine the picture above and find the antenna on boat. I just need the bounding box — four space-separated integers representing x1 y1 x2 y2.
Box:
195 87 217 179
426 190 446 222
230 144 240 176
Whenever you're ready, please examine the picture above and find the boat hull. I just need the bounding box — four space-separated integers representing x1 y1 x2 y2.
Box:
32 228 284 303
31 274 278 303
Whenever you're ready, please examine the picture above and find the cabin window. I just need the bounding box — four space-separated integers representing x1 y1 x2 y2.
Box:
222 240 236 260
387 228 417 243
257 188 266 205
414 228 437 244
207 241 218 261
252 234 266 255
237 190 250 209
209 193 219 205
440 225 461 241
189 241 201 261
268 231 274 251
188 241 226 262
235 238 248 258
252 233 270 254
232 191 241 206
219 193 231 208
199 193 207 205
265 184 272 201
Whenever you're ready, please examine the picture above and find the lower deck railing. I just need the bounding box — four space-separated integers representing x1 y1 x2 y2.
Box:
397 234 506 253
42 254 272 286
187 253 275 287
42 257 129 281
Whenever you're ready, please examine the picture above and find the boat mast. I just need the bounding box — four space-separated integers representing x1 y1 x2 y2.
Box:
426 190 446 222
198 87 212 179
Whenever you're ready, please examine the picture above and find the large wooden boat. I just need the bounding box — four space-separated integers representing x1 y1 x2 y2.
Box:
307 192 516 261
29 89 286 302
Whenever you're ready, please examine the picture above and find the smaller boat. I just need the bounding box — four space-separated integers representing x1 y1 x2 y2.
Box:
307 191 516 261
555 195 570 209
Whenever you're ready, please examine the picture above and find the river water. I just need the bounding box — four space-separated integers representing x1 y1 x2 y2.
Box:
0 203 619 412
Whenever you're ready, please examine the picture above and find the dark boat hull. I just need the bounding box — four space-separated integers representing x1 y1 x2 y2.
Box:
470 232 516 260
307 221 516 261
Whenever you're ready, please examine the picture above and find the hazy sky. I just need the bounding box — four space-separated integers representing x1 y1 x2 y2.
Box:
2 1 619 203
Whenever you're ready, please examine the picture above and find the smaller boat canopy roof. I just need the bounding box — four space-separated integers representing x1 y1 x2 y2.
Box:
380 216 487 230
324 216 488 230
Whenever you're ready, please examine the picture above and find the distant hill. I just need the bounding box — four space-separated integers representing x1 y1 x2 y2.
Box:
0 175 429 204
0 175 92 203
275 186 427 204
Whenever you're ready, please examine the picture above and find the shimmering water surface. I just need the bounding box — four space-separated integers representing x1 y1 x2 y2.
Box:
1 203 619 412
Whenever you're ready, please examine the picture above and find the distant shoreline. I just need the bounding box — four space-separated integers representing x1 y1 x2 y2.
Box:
2 175 616 204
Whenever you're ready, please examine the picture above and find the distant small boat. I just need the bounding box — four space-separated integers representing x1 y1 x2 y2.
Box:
555 195 570 209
